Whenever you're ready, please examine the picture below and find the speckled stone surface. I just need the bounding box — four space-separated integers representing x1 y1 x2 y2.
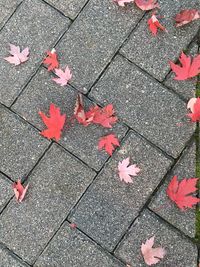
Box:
12 67 127 171
0 247 29 267
0 173 13 213
0 104 49 179
69 131 172 251
89 55 194 158
149 142 196 238
56 0 144 92
0 0 70 107
0 0 21 26
0 144 96 264
115 209 198 267
46 0 88 19
34 222 124 267
120 0 200 81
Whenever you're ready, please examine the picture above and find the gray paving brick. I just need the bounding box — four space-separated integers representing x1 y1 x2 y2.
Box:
12 67 127 171
0 247 28 267
164 43 198 100
0 173 13 213
34 222 124 267
56 0 144 93
46 0 88 19
115 209 197 267
0 0 70 106
69 131 172 251
0 105 49 179
120 0 200 81
0 144 96 264
0 0 22 26
89 55 194 158
149 142 196 238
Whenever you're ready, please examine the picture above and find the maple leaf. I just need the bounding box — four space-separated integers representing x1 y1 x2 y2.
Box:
74 94 95 126
98 134 120 155
135 0 159 11
113 0 134 6
118 157 140 183
187 97 200 122
148 14 167 36
166 175 200 210
12 180 29 203
141 236 166 266
43 48 59 71
169 52 200 80
92 104 118 128
175 9 200 27
4 44 29 65
52 66 72 86
39 103 66 141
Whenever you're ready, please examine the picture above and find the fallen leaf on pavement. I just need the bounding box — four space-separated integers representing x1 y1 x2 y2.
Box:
148 14 167 35
92 104 118 128
141 236 166 266
175 9 200 27
52 66 72 86
118 157 140 183
98 134 120 155
135 0 159 11
39 103 66 141
4 44 29 65
13 180 29 202
187 97 200 122
43 48 59 71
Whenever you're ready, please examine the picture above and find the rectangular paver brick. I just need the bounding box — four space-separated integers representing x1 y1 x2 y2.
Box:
115 209 198 267
34 222 124 267
0 246 29 267
120 0 200 81
0 0 22 26
0 0 70 106
89 55 194 158
0 173 13 213
69 131 172 251
149 142 196 238
0 144 96 264
12 67 127 171
56 0 144 92
0 104 49 179
45 0 88 19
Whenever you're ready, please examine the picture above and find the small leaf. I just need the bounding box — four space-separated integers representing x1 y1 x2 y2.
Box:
92 104 118 128
43 49 59 71
148 14 167 36
98 134 120 155
118 157 140 183
187 97 200 122
135 0 159 11
175 9 200 27
52 66 72 86
13 180 29 202
4 44 29 65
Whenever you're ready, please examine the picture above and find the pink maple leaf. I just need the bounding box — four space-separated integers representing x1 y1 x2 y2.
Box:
135 0 159 11
118 157 140 183
4 44 29 65
52 66 72 86
12 180 29 202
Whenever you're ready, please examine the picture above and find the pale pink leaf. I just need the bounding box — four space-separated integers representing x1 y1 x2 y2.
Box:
118 157 140 183
52 66 72 86
135 0 159 11
4 44 29 65
187 98 197 113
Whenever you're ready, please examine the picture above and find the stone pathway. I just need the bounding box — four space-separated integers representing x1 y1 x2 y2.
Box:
0 0 200 266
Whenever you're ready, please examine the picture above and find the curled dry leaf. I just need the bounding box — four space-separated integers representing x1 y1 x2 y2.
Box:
4 44 29 65
92 104 118 128
118 157 140 183
141 236 166 266
187 97 197 113
135 0 159 11
148 14 167 36
13 180 29 203
43 48 59 71
175 9 200 27
169 52 200 80
187 97 200 122
113 0 134 6
52 66 72 86
39 103 66 141
166 175 200 210
98 134 120 155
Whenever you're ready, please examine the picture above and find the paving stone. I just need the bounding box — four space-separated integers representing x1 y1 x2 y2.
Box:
149 142 196 238
34 222 124 267
164 43 198 100
115 209 197 267
0 105 49 179
12 67 127 171
0 0 22 26
0 173 13 213
46 0 88 19
69 131 172 251
0 144 96 264
0 0 70 107
0 247 28 267
89 55 194 158
120 0 200 81
56 0 144 93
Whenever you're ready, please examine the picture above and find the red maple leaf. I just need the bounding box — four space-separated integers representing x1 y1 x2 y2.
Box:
92 104 118 128
39 103 66 141
98 134 120 155
175 9 200 27
43 49 59 71
12 180 29 202
148 14 167 36
169 52 200 80
134 0 159 11
166 175 200 210
187 97 200 122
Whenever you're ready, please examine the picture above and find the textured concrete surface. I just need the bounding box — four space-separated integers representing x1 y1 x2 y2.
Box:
0 174 13 213
0 0 21 26
0 247 29 267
